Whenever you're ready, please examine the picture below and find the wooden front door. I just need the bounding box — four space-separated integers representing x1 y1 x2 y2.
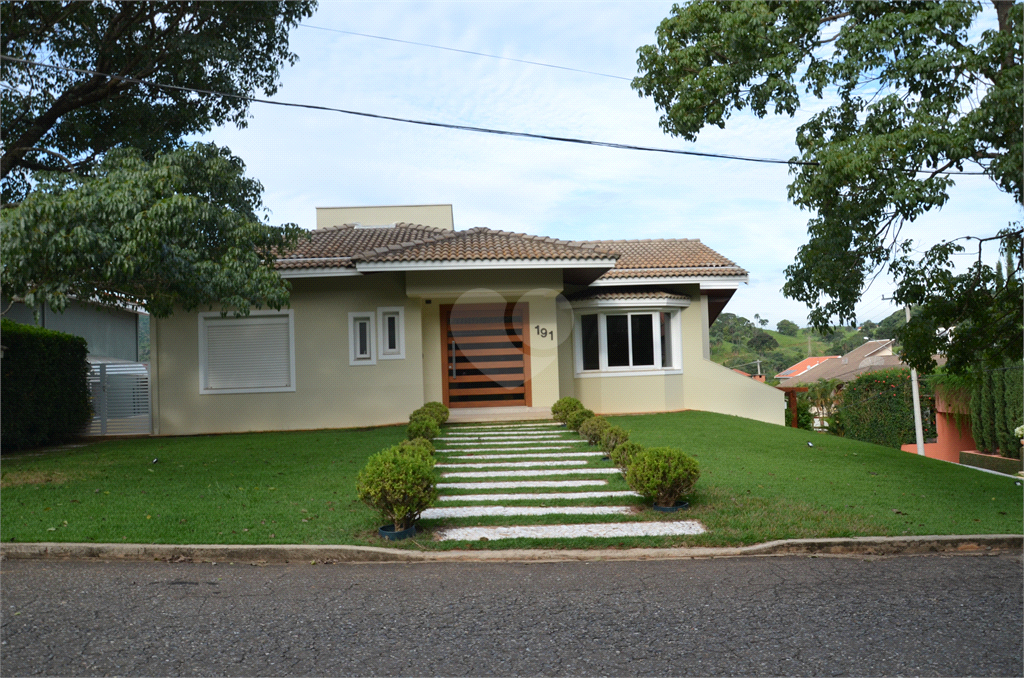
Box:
441 303 531 408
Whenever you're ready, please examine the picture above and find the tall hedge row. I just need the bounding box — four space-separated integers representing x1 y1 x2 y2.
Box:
1 319 92 450
835 368 936 450
971 363 1023 459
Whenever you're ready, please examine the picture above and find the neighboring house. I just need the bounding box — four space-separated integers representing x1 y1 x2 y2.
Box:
3 297 142 363
775 355 840 382
777 340 906 386
148 205 784 436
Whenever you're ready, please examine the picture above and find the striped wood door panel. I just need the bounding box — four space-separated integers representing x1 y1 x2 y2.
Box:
441 303 531 408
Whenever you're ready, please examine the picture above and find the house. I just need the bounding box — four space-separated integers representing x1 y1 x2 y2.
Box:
777 340 905 386
775 355 839 382
148 205 784 435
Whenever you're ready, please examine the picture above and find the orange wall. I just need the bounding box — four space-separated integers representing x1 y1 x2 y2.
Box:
901 411 976 463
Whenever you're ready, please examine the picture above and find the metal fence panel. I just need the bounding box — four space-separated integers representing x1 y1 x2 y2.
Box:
84 363 151 436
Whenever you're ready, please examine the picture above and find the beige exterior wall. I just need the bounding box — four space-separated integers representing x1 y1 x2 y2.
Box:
151 274 424 436
316 205 454 231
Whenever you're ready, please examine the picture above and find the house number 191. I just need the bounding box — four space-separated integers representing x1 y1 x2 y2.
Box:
534 325 554 341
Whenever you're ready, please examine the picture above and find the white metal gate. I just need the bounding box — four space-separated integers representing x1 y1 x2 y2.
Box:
84 362 152 436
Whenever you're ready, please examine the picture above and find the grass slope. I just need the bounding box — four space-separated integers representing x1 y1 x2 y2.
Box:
1 411 1020 550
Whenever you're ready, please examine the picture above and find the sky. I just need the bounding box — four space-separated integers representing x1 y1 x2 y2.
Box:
197 1 1021 329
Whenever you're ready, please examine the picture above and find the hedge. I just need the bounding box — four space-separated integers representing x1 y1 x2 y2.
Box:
1 319 92 451
835 367 936 450
970 363 1023 459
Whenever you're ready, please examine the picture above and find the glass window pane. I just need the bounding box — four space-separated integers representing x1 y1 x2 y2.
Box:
387 315 397 350
631 314 654 366
661 312 672 367
358 320 369 357
606 315 630 367
581 314 599 370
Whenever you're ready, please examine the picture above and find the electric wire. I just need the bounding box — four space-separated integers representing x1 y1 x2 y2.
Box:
0 55 991 175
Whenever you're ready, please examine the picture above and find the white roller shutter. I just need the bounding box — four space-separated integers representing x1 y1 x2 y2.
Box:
200 313 295 393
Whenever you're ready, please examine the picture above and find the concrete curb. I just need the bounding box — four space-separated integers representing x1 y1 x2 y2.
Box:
2 535 1021 564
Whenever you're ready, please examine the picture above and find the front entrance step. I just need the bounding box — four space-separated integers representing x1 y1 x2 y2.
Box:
421 506 635 519
434 521 706 541
445 406 554 423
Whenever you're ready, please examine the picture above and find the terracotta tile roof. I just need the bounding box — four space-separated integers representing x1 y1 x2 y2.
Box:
567 287 691 303
775 356 840 379
276 224 617 270
782 340 912 385
579 239 747 280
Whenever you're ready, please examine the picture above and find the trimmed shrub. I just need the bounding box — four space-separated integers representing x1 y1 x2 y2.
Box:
414 401 449 426
626 447 701 508
970 362 1023 458
551 397 584 423
600 425 629 452
835 368 936 449
399 437 435 457
578 416 610 445
407 415 440 441
1 319 92 451
610 441 643 471
565 408 594 432
357 445 438 531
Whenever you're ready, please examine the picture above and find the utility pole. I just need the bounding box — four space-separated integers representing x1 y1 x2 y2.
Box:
906 305 926 456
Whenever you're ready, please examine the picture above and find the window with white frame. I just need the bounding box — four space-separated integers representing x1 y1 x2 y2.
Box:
575 309 682 376
349 312 376 365
377 306 405 359
199 311 295 394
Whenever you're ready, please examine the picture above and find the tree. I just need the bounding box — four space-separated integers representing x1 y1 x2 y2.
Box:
633 1 1022 375
747 331 779 353
1 1 316 202
1 144 305 318
776 319 799 336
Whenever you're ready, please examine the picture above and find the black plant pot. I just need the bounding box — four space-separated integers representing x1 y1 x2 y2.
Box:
379 524 417 540
651 500 690 513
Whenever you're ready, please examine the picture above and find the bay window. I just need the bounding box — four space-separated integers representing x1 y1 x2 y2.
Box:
574 307 683 376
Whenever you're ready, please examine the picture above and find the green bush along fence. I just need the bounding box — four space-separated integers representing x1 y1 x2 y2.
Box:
971 363 1023 459
835 367 936 450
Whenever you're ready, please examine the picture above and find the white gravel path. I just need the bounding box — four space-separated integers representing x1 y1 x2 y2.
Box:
434 521 706 541
435 460 589 469
448 423 563 429
437 480 607 489
441 468 620 478
443 431 568 437
441 439 587 446
438 491 640 501
434 445 583 452
420 506 634 518
445 451 603 459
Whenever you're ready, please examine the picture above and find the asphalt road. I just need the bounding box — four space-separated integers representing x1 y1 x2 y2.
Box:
1 552 1021 676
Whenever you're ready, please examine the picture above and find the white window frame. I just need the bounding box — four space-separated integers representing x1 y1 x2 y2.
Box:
349 312 377 365
573 307 683 378
198 310 296 394
377 306 406 360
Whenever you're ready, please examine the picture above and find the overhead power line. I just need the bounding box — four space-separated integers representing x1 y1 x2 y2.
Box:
0 55 991 175
297 24 633 81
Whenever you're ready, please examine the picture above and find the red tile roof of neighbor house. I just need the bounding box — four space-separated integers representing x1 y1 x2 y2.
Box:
276 225 748 281
775 355 841 379
778 340 948 386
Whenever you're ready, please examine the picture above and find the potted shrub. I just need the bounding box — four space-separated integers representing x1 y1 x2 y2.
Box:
578 416 610 445
407 414 440 441
610 441 643 472
625 447 700 511
551 397 583 423
600 425 629 452
357 445 438 540
565 408 595 432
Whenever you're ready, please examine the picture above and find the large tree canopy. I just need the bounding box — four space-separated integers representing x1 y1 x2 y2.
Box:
633 0 1022 374
1 144 305 318
1 0 316 202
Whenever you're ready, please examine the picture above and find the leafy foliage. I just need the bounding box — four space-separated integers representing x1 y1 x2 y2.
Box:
610 441 643 472
776 319 799 337
625 447 701 507
600 425 630 453
413 402 449 426
747 331 779 353
578 416 611 446
634 1 1023 374
1 144 306 318
835 368 936 449
565 408 594 432
0 319 91 450
551 396 584 423
1 0 316 201
398 438 435 458
356 445 438 531
970 363 1023 459
406 415 440 441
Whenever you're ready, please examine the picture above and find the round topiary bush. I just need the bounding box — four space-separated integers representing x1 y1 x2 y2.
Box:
610 441 643 471
625 447 700 508
399 437 435 457
416 401 450 426
407 414 440 441
565 408 595 432
578 416 611 445
357 445 438 531
551 397 584 423
600 425 629 452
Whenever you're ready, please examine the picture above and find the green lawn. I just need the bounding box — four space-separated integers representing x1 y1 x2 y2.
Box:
2 411 1020 550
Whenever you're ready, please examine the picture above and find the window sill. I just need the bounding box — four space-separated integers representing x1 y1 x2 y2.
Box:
574 368 683 379
200 385 296 395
